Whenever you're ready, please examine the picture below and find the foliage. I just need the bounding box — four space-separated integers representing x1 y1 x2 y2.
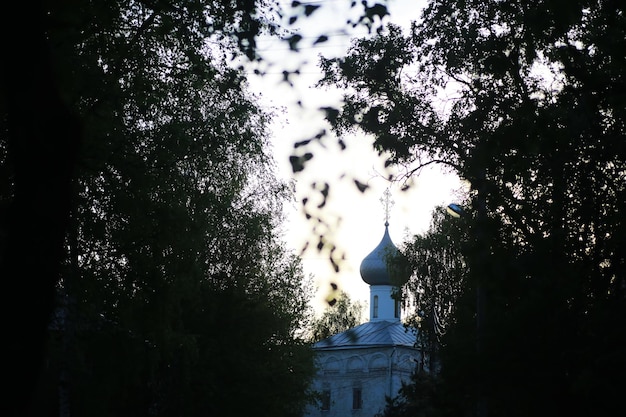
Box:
317 1 626 416
308 290 365 343
376 370 455 417
0 0 336 416
400 205 468 371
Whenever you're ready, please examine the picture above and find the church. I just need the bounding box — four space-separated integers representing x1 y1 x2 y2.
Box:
304 214 421 417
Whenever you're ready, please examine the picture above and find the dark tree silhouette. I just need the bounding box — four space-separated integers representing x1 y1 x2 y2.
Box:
314 1 626 416
0 1 340 415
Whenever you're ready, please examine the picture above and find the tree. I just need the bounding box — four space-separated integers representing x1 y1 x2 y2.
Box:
0 2 82 415
308 290 365 342
400 205 468 371
1 1 324 416
373 205 469 417
316 1 626 416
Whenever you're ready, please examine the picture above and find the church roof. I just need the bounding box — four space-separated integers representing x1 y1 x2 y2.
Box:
359 223 410 286
313 320 417 351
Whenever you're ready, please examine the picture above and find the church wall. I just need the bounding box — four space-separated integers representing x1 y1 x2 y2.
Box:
304 346 419 417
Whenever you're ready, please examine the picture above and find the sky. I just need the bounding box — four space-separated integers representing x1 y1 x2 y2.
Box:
247 0 465 315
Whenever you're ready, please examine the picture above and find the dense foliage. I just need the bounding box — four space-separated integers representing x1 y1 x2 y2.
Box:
317 1 626 416
308 290 365 343
400 206 467 372
1 1 330 416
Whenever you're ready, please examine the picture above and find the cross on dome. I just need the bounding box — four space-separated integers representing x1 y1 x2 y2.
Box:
380 187 394 226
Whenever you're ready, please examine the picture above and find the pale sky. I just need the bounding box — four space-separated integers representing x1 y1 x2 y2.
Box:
247 0 464 314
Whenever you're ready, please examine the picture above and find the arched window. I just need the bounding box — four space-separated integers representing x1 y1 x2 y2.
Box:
373 295 379 318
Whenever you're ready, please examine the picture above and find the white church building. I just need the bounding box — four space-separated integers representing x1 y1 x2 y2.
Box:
304 219 421 417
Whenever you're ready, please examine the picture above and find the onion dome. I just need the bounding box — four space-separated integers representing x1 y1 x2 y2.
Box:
359 222 410 286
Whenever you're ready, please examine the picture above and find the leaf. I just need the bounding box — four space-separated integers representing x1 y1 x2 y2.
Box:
289 152 313 173
354 179 369 192
304 4 320 16
362 2 388 25
287 34 302 51
313 35 329 45
281 70 293 86
314 130 326 139
317 182 329 208
366 3 389 19
294 138 311 148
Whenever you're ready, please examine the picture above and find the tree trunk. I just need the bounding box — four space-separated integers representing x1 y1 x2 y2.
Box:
0 1 81 415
